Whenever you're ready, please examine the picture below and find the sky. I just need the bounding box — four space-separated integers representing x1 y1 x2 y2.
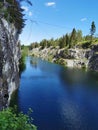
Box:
20 0 98 45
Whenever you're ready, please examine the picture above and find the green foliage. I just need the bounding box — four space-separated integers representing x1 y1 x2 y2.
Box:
65 34 70 47
35 28 82 49
0 0 25 34
47 38 54 48
76 30 83 43
0 0 32 34
90 21 96 37
29 24 97 50
21 45 29 56
29 42 39 50
19 46 29 75
90 21 96 43
85 35 91 41
19 54 26 75
21 44 25 50
70 28 77 47
40 39 48 49
55 58 67 66
0 108 37 130
63 49 69 56
81 41 91 49
59 35 66 48
48 55 53 62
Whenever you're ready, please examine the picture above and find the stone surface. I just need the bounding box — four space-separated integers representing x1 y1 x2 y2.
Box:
30 45 98 71
0 19 20 110
88 54 98 71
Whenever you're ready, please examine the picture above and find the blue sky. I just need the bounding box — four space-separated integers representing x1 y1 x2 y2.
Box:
20 0 98 45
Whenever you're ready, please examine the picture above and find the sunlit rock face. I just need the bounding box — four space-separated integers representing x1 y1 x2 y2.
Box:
31 45 98 71
0 19 20 110
88 45 98 71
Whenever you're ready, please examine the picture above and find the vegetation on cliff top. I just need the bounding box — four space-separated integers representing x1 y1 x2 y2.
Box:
29 21 98 50
19 45 29 75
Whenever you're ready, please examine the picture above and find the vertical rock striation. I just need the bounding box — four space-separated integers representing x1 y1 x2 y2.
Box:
0 18 20 110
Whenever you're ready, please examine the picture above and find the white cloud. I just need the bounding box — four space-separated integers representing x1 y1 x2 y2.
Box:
28 11 33 16
81 18 87 22
21 6 29 12
21 6 33 17
45 2 56 7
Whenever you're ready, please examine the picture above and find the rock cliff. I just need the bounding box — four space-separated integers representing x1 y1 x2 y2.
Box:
0 18 20 110
30 45 98 71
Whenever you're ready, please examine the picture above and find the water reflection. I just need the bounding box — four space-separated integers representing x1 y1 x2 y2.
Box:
12 57 98 130
60 99 83 130
59 67 98 88
30 59 37 68
19 56 26 76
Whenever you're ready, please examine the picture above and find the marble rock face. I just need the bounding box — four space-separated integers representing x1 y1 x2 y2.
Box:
0 19 20 110
31 45 98 71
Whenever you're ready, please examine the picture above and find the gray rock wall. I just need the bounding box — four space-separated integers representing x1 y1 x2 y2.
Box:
0 19 20 110
88 45 98 71
30 45 98 71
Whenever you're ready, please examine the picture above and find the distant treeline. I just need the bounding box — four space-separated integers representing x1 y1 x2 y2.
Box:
29 21 98 50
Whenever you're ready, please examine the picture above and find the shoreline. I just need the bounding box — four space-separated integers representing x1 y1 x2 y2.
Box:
28 45 98 72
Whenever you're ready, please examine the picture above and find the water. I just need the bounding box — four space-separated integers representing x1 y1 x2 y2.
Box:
12 57 98 130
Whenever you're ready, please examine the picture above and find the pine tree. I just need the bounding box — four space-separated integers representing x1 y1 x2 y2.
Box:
70 28 77 47
65 34 69 47
76 30 82 43
59 35 66 48
90 21 96 42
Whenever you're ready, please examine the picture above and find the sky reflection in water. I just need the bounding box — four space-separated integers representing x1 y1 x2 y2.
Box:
12 57 98 130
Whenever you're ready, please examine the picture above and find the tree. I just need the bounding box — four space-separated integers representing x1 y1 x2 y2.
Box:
0 0 24 33
65 34 70 47
59 35 66 48
70 28 77 47
90 21 96 42
46 38 55 47
40 39 47 49
0 0 32 34
76 30 82 43
85 35 91 41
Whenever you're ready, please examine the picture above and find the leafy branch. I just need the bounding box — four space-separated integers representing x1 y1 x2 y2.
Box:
0 0 32 34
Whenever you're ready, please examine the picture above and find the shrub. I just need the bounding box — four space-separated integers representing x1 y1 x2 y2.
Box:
55 58 67 66
0 108 37 130
81 41 91 49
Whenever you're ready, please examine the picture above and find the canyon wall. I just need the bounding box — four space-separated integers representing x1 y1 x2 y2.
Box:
30 45 98 71
0 19 20 110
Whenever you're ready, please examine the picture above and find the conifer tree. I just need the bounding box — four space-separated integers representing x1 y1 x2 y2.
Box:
70 28 77 47
0 0 32 34
90 21 96 42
